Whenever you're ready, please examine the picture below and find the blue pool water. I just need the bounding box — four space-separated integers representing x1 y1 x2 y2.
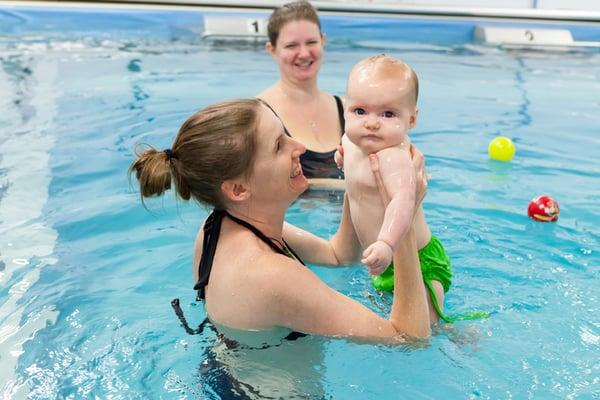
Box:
1 5 599 399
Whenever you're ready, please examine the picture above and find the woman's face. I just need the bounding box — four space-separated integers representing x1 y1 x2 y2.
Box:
249 105 308 202
270 20 324 82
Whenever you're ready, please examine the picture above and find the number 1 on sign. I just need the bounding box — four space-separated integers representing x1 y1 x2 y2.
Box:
247 20 259 34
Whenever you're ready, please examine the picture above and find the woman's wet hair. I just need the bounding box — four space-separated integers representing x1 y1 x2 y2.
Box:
129 99 261 210
267 0 321 47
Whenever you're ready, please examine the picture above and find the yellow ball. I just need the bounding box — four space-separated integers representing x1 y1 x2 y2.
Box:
488 136 516 161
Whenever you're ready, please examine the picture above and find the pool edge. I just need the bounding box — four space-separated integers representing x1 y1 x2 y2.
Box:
2 0 600 22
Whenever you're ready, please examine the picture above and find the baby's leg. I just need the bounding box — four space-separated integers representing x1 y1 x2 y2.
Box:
427 280 445 324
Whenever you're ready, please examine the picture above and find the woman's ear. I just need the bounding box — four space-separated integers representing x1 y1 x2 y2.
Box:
409 108 419 129
221 180 251 202
266 41 274 55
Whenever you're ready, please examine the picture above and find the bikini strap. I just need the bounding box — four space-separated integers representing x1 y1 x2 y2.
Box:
258 98 293 138
282 238 305 266
193 209 225 301
224 211 306 266
334 95 345 134
257 97 276 115
170 298 215 335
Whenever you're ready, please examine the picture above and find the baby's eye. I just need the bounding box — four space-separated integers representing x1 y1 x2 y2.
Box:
354 108 366 116
383 111 395 118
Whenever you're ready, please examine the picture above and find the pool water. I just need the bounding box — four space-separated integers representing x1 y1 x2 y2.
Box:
1 5 599 399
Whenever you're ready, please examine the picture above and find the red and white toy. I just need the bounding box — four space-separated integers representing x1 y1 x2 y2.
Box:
528 195 560 222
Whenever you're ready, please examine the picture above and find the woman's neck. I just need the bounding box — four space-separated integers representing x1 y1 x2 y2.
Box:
226 205 285 242
278 76 320 101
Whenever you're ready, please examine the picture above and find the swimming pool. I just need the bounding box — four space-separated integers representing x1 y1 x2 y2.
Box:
1 3 599 399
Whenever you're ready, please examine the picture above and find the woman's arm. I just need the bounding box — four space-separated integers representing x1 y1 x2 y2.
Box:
263 223 430 341
283 193 362 266
389 224 431 337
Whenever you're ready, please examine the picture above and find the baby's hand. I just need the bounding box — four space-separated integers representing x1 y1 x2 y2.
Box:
334 144 344 170
362 241 393 275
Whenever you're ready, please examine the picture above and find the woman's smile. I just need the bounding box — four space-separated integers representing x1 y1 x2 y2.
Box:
291 162 303 178
295 59 314 69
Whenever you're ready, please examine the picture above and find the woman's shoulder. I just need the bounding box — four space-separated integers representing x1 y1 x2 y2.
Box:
256 85 279 104
212 223 307 293
207 244 308 330
249 248 308 286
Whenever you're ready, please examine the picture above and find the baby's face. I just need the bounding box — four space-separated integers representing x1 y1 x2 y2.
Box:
344 70 417 154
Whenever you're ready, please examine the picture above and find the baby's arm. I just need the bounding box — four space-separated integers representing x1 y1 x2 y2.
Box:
362 146 416 274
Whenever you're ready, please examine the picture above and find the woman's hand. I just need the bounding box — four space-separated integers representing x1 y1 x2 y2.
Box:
369 144 427 210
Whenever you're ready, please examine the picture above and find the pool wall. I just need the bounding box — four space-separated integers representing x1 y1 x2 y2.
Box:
2 1 599 44
7 0 599 22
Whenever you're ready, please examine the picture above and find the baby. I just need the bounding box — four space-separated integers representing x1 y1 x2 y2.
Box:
342 55 453 322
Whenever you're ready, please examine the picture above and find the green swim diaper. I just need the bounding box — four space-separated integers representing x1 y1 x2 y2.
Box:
370 235 488 323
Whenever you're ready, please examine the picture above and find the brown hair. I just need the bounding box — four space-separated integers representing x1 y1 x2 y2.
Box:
129 99 261 210
351 55 419 105
267 0 321 47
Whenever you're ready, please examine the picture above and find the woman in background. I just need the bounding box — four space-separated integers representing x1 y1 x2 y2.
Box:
259 0 345 190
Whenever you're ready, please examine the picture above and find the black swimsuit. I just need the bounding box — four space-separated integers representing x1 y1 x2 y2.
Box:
261 96 345 180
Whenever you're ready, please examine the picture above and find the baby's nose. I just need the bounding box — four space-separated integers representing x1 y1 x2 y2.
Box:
364 115 380 130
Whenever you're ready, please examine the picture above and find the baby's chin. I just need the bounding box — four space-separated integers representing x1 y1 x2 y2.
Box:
359 140 399 155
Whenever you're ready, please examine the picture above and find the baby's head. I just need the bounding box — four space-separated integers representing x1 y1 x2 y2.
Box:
347 54 418 110
345 55 419 153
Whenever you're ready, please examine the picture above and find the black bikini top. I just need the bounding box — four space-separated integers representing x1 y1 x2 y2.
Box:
299 96 345 180
194 209 305 302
